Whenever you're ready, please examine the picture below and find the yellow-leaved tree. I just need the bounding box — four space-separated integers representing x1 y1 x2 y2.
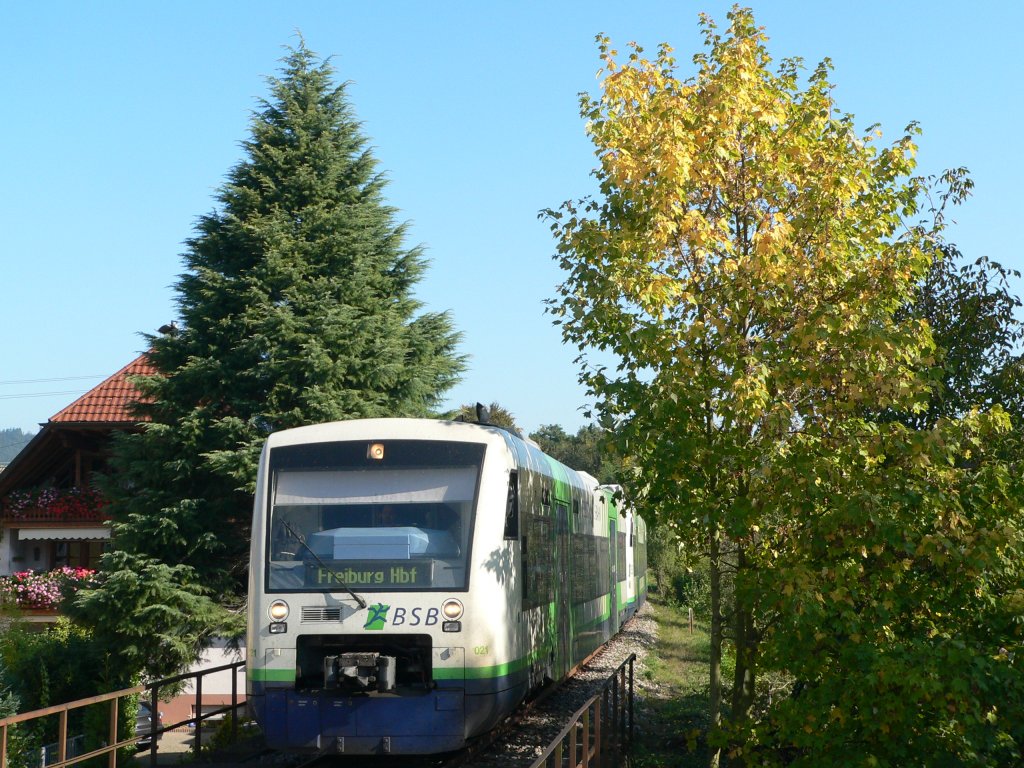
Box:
548 8 1023 766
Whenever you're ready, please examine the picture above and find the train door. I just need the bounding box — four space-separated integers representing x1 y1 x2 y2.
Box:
609 514 620 626
624 512 637 612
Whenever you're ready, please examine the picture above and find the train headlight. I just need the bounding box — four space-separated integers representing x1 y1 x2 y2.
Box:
441 598 464 621
367 442 385 460
268 600 290 622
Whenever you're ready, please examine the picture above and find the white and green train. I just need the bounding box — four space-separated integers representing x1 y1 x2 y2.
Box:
246 418 647 755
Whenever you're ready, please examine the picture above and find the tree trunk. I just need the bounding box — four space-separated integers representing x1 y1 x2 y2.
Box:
731 545 757 763
708 524 722 768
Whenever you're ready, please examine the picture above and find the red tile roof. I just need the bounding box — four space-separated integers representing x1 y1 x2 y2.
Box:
49 354 157 424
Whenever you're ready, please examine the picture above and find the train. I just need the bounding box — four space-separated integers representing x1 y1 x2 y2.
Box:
246 417 647 755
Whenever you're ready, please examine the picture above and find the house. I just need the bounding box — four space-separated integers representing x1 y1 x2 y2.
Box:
0 355 155 620
0 351 246 722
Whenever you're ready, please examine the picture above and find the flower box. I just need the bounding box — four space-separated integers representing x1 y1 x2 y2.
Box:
1 487 109 522
0 567 97 610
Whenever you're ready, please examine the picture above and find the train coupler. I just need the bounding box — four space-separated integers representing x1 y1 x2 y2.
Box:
324 651 397 692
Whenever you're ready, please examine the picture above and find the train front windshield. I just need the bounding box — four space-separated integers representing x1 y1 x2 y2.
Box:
265 440 484 592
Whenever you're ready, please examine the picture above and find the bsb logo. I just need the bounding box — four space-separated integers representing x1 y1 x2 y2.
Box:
363 603 391 630
362 603 440 630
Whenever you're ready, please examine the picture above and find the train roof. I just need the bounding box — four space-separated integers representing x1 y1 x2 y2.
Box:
264 418 605 488
263 417 523 449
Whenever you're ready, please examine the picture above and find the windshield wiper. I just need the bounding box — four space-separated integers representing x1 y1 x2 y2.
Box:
282 522 367 610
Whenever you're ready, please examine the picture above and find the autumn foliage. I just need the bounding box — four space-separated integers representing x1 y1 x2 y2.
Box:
549 7 1023 766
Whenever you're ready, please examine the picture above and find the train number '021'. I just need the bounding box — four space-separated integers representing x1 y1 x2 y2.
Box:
474 645 489 655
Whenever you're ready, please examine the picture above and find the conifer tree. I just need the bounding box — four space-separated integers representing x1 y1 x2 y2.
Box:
71 42 463 678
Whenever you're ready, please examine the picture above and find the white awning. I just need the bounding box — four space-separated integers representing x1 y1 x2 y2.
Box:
18 527 111 541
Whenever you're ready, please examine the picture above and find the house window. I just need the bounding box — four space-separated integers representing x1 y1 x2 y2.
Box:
54 541 106 569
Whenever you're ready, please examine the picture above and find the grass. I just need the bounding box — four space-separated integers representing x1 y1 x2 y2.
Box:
632 595 712 768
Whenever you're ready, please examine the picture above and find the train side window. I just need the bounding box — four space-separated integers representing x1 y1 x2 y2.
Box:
504 471 519 540
524 532 532 606
555 502 568 534
617 532 627 578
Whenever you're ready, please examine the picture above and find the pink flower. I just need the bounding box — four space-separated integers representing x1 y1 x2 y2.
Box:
0 567 97 609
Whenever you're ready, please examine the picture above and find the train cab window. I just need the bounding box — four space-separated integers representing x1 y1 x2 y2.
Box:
265 440 484 592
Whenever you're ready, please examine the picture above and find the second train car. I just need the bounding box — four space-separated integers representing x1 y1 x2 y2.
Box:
246 417 647 755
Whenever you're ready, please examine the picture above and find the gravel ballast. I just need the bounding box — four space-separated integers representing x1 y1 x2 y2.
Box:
464 601 658 767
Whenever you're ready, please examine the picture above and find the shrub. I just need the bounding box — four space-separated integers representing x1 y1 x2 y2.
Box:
672 566 711 615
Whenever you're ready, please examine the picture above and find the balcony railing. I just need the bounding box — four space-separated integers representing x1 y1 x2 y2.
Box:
1 487 109 523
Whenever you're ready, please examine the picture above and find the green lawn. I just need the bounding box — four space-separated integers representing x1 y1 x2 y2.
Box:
633 597 712 767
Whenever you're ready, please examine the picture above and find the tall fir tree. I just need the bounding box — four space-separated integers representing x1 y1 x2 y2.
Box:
71 42 464 679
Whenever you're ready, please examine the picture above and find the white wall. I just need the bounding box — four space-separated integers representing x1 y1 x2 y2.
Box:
182 638 247 696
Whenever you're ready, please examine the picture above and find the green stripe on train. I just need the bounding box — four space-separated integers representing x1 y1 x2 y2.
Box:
251 668 295 682
434 644 551 680
253 663 535 684
572 594 612 630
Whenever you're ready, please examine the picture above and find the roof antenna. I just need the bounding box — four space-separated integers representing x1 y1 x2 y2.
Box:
476 402 491 424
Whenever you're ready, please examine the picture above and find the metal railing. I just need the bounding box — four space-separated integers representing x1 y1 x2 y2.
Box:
141 661 247 768
0 683 145 768
530 653 636 768
40 735 85 767
0 660 247 768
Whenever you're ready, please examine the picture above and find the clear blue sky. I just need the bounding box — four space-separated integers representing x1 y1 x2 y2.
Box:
2 1 1021 436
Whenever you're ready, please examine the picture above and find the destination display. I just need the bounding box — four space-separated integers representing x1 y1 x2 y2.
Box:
305 560 434 588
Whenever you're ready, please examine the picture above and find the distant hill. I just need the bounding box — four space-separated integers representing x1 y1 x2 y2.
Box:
0 428 35 465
